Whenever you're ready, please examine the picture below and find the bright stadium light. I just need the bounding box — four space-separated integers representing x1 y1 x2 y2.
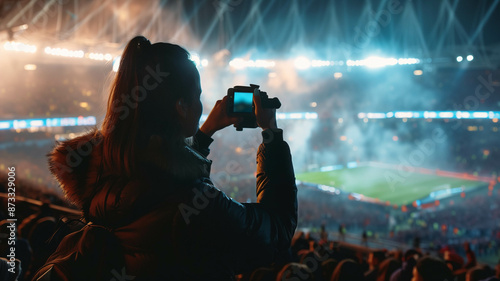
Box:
88 52 113 61
364 56 398 68
466 55 474 61
44 46 84 58
346 60 356 66
311 60 331 67
201 59 208 67
229 58 246 69
334 72 343 79
294 56 311 69
24 64 37 71
254 60 275 68
3 41 37 53
398 58 420 65
229 58 275 69
456 56 463 62
413 70 423 76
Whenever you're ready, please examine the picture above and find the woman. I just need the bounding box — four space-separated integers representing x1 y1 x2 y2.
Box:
46 36 297 280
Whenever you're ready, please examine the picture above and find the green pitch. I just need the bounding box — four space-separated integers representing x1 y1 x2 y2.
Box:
296 166 483 205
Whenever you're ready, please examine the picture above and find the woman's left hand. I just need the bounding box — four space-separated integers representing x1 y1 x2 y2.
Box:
200 96 240 137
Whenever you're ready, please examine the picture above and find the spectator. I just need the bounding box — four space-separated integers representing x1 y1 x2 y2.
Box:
277 263 313 281
43 36 297 280
463 242 477 269
376 258 401 281
365 251 386 281
331 259 365 281
320 223 328 246
247 267 275 281
321 259 338 281
18 203 52 239
465 265 495 281
338 224 346 242
444 250 467 280
390 249 421 281
411 256 452 281
362 230 368 247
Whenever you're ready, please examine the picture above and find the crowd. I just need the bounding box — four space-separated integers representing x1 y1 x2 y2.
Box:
2 170 498 281
1 193 499 281
0 47 498 280
392 189 500 258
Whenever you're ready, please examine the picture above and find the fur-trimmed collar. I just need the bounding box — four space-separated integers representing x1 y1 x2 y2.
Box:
47 129 105 208
47 129 211 209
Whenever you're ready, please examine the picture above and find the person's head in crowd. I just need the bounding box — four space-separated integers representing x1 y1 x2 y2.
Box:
330 259 365 281
247 267 275 281
444 250 464 272
300 250 324 280
403 249 421 263
388 250 403 262
101 36 203 179
321 259 338 281
376 258 401 281
277 262 313 281
412 256 453 281
369 251 386 270
465 265 495 281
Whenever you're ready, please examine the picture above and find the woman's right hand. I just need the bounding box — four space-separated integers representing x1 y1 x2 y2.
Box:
253 90 277 130
200 96 240 137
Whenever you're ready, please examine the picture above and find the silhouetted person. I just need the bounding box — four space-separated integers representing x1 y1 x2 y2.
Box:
463 242 477 269
365 251 386 281
390 249 421 281
331 259 365 281
466 265 495 281
320 223 328 246
277 263 313 281
411 256 452 281
338 224 346 242
376 258 401 281
46 36 297 280
362 230 368 247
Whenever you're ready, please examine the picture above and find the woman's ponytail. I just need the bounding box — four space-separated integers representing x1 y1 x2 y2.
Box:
102 36 153 176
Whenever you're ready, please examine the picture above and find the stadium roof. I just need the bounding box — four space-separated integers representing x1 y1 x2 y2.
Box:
1 0 499 61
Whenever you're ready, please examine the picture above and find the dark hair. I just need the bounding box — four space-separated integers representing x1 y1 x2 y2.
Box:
371 251 386 262
277 263 313 281
376 258 401 281
467 265 495 281
403 249 421 261
101 36 199 177
330 259 364 281
415 256 453 281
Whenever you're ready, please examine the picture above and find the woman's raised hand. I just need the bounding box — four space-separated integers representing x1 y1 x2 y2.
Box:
200 96 240 137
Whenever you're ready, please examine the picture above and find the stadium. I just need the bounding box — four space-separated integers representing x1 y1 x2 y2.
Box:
0 0 499 280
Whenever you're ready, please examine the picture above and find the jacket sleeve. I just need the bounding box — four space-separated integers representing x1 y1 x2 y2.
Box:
250 128 298 249
186 128 297 269
191 129 214 158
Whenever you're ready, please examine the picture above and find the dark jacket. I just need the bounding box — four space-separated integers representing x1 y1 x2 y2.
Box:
47 128 297 280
